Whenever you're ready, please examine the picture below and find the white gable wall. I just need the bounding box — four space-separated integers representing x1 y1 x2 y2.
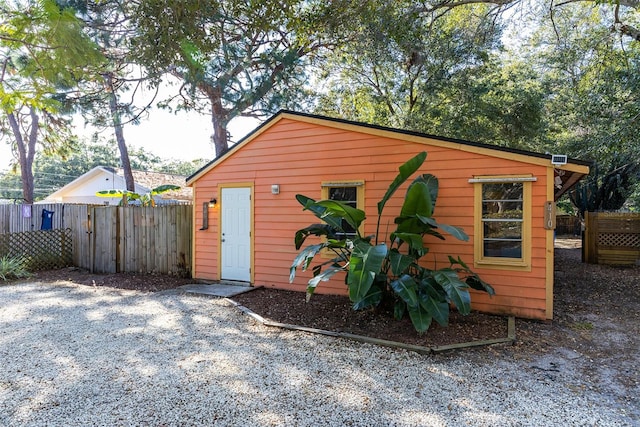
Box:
45 169 150 205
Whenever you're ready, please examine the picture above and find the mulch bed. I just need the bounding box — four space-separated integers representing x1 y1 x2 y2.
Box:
232 288 510 348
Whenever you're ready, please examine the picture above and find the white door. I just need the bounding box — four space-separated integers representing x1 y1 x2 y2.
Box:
221 187 251 282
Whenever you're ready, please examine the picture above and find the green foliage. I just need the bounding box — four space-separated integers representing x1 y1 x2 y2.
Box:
525 3 640 211
0 0 104 109
0 0 105 203
570 160 640 216
290 152 494 333
96 184 181 207
131 0 339 154
0 256 31 282
314 2 513 139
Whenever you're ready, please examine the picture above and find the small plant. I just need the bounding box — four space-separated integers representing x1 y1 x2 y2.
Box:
290 152 494 333
571 321 594 331
96 184 181 207
0 255 31 282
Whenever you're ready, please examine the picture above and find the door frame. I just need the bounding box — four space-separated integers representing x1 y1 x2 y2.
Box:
217 182 254 283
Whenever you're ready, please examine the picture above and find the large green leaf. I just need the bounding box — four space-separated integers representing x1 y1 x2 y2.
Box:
296 195 344 230
390 274 419 309
400 181 433 218
394 300 406 320
352 284 383 310
448 255 495 296
417 284 450 326
394 217 436 240
466 275 496 296
313 199 366 233
388 249 414 276
290 243 326 282
294 223 339 249
390 232 425 253
407 305 433 333
307 265 344 301
411 174 439 207
150 184 180 195
433 269 471 315
417 216 469 241
347 243 387 302
377 151 426 216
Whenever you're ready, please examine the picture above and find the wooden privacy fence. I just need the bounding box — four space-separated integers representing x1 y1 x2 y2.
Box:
88 205 192 275
584 212 640 266
0 204 192 275
0 203 69 233
555 215 581 235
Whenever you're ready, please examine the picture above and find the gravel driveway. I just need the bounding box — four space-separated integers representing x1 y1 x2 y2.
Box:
0 282 635 426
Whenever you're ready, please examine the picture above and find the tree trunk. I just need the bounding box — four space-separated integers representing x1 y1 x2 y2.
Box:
206 86 230 156
7 109 37 204
211 115 229 156
105 72 135 191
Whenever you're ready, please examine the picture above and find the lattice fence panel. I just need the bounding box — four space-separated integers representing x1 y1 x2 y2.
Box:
598 233 640 248
0 229 73 271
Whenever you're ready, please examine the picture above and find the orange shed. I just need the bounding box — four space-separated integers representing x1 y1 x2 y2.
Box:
186 111 590 320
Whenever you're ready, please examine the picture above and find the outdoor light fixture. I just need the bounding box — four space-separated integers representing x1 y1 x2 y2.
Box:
209 198 217 208
271 184 280 195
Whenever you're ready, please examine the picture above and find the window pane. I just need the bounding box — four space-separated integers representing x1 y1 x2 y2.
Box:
482 183 523 201
484 240 522 258
483 221 522 240
329 187 357 207
482 201 523 218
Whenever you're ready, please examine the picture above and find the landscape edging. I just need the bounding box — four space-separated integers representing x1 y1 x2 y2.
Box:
225 298 516 354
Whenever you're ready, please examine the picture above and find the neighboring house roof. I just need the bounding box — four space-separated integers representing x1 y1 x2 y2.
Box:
119 169 192 201
186 110 590 200
44 166 191 204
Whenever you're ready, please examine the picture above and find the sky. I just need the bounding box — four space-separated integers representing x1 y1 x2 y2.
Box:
0 109 261 172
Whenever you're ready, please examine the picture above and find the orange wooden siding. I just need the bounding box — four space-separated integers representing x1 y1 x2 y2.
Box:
192 117 554 320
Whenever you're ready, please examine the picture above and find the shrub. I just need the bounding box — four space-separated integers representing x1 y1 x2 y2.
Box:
290 152 494 333
0 255 31 282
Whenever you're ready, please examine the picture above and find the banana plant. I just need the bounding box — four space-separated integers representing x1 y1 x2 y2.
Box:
96 184 181 207
290 152 494 333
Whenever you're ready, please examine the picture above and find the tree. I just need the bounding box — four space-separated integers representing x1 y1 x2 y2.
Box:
413 0 640 43
314 2 544 148
73 0 164 192
131 0 340 155
523 3 640 210
570 159 640 215
0 0 102 203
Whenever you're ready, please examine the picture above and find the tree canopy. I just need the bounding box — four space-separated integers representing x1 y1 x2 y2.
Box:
0 0 103 203
130 0 340 155
0 0 638 209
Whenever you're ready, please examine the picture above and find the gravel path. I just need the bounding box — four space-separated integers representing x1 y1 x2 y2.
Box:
0 282 635 426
